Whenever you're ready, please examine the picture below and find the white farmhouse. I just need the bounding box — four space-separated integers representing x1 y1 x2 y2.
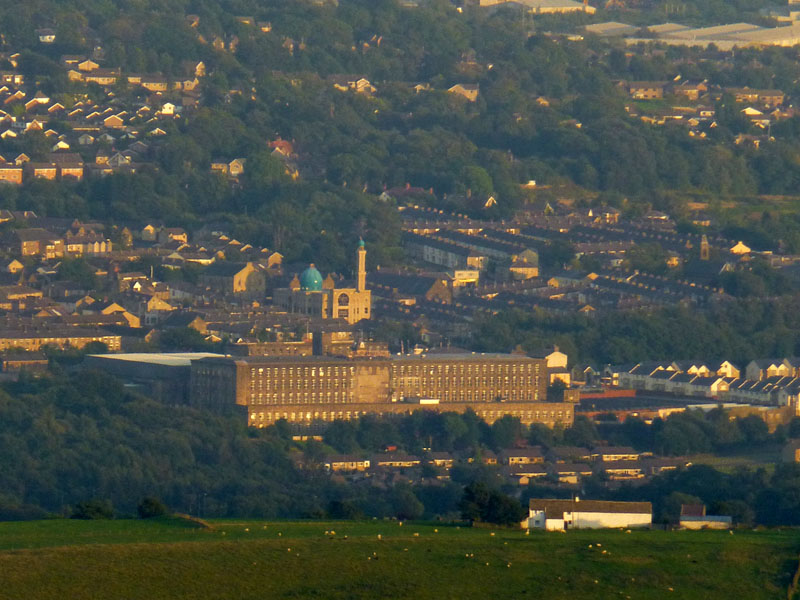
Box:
526 498 652 531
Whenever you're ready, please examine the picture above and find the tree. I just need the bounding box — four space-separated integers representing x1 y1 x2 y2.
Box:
563 416 599 447
490 415 524 449
71 499 114 520
460 481 492 522
137 497 168 519
662 491 702 523
391 484 425 520
83 341 109 354
737 415 769 445
327 499 363 520
547 380 567 402
459 481 526 525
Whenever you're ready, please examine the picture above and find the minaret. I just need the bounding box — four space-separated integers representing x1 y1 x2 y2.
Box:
357 238 366 292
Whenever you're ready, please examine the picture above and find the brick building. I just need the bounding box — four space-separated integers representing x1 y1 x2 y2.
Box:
190 352 572 428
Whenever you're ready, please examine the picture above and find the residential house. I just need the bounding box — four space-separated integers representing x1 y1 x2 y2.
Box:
710 360 740 378
82 301 141 328
138 75 169 92
448 83 479 102
84 69 120 85
627 81 668 99
547 446 592 463
117 293 175 326
210 158 246 177
329 75 377 95
403 232 487 270
65 227 112 256
161 311 207 334
5 259 23 274
24 162 57 180
552 463 593 484
50 153 84 180
0 328 121 351
324 455 370 472
598 460 644 480
782 439 800 462
141 224 159 242
372 454 421 468
13 228 64 258
36 29 56 44
500 447 545 465
158 227 188 244
726 87 785 106
199 261 265 296
426 452 455 468
673 80 708 100
592 446 640 461
0 165 22 184
181 60 206 77
508 463 548 485
746 359 791 381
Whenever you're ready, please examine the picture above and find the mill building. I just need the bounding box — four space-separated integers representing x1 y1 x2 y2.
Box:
190 352 574 428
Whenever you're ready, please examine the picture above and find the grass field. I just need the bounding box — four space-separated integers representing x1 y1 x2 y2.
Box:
0 518 798 600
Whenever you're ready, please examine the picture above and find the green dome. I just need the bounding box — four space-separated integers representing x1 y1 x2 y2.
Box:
299 264 323 291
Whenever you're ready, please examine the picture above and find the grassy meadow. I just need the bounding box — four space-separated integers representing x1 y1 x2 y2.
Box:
0 518 797 599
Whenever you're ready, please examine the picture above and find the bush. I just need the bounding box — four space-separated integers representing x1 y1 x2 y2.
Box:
71 499 114 520
460 481 526 526
137 497 168 519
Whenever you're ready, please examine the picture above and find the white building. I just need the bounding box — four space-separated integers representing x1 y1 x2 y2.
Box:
526 498 652 531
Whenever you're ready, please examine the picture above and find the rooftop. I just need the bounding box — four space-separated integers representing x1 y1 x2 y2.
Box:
88 352 226 367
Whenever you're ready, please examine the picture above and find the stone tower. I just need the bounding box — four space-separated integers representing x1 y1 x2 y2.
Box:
357 239 366 292
700 234 710 261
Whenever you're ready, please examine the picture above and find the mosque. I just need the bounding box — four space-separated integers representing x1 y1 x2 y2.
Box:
273 240 371 325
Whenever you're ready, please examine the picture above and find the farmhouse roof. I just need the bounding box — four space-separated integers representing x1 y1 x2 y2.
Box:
529 499 652 519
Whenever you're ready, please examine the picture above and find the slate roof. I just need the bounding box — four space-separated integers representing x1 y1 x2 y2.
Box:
529 499 652 519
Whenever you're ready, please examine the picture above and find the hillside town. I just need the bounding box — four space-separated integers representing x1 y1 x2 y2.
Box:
1 0 800 553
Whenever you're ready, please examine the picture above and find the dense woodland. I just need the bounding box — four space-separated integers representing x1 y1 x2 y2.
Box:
0 369 798 525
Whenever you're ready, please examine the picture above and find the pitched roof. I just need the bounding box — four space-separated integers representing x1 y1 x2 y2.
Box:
529 499 652 519
203 261 250 277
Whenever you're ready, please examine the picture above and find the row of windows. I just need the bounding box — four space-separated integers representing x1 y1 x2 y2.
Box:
396 376 537 388
250 379 352 390
392 363 539 376
247 390 539 404
250 410 368 424
250 366 356 377
249 409 570 426
396 391 533 402
249 392 355 404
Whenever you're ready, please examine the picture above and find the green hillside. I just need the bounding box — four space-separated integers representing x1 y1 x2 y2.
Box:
0 519 797 600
